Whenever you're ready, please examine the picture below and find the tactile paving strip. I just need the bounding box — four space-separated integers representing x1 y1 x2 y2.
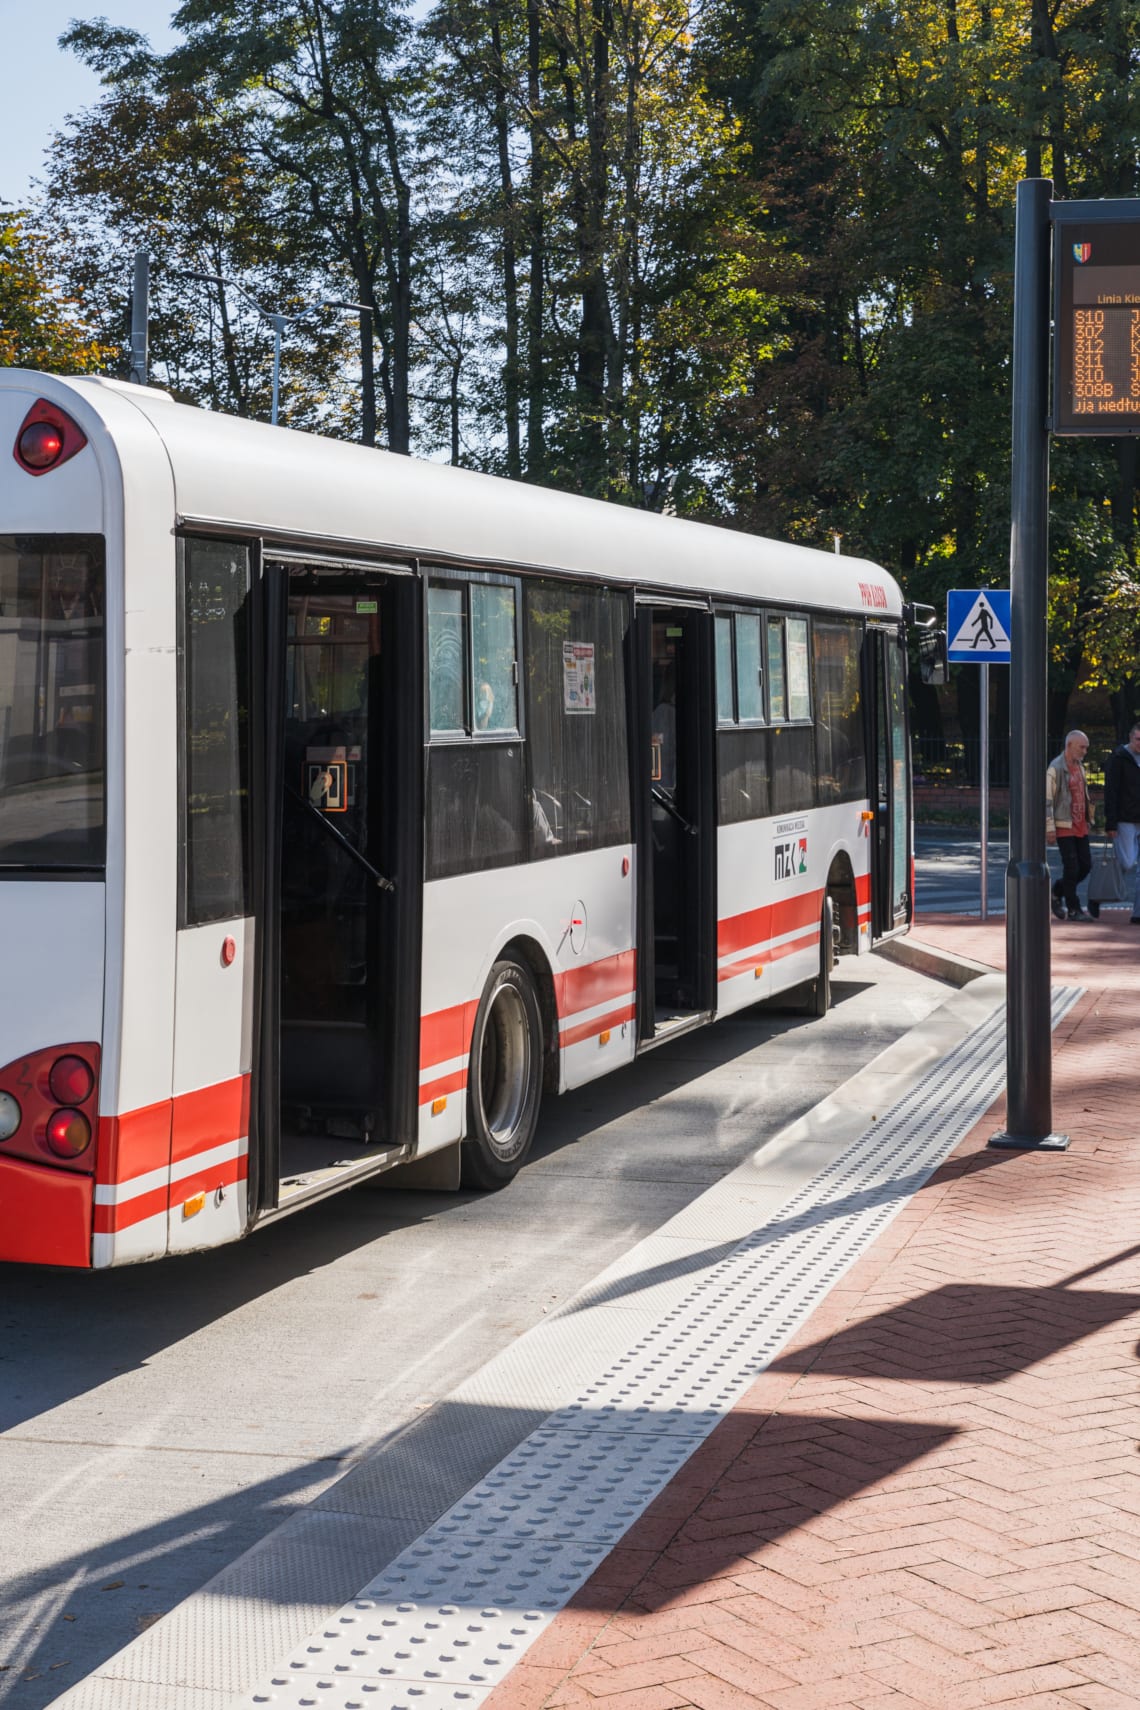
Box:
238 986 1081 1710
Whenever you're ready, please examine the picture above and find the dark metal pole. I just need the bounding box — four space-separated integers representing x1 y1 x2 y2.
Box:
990 178 1068 1151
979 661 990 921
128 249 149 386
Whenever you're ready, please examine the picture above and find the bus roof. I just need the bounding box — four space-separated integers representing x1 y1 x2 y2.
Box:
19 373 903 618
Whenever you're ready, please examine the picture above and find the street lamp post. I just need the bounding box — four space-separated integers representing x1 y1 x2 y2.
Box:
180 272 371 425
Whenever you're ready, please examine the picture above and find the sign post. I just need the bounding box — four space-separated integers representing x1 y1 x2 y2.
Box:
991 188 1140 1149
947 589 1012 921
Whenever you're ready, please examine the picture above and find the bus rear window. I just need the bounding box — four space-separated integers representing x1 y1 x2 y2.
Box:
0 535 105 870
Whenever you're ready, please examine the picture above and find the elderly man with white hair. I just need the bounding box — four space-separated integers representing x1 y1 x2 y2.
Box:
1046 729 1095 921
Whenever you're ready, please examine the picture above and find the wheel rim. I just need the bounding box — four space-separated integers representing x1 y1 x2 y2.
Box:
478 981 532 1160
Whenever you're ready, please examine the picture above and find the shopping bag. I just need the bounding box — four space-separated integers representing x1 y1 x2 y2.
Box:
1088 842 1128 905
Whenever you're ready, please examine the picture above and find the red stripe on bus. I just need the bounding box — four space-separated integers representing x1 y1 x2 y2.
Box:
560 1001 636 1050
718 888 823 958
555 948 636 1017
93 1182 169 1236
420 1002 477 1071
171 1152 248 1213
769 929 820 962
95 1076 250 1190
419 949 636 1074
717 952 766 983
718 925 819 983
419 1068 467 1106
171 1075 250 1164
856 871 871 903
93 1151 249 1236
95 1098 172 1187
0 1155 92 1268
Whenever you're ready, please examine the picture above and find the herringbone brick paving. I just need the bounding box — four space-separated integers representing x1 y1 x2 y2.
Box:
486 915 1140 1710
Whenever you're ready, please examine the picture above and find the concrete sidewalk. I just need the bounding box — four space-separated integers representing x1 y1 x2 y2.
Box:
487 917 1140 1710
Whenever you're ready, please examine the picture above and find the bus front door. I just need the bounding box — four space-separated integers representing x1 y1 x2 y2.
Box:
867 625 912 939
258 561 422 1202
635 604 716 1044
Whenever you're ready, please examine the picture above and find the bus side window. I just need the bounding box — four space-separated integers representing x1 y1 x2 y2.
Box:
180 537 252 925
428 583 467 735
715 615 735 724
786 617 811 721
766 617 786 723
524 581 630 859
766 611 814 816
735 613 764 723
425 571 527 880
715 606 769 827
813 620 866 803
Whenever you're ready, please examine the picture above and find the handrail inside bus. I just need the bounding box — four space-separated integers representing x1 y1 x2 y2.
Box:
650 785 698 837
284 784 396 893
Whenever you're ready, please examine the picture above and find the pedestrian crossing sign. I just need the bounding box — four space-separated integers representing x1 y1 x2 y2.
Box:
946 589 1012 663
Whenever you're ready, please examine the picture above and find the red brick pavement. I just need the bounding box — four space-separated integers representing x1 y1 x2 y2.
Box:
487 917 1140 1710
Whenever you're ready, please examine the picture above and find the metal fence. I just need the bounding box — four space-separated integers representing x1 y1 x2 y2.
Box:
912 736 1012 789
913 735 1117 790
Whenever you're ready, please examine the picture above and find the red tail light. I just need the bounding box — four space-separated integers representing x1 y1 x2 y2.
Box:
13 400 88 476
0 1044 100 1172
49 1055 95 1105
45 1108 92 1159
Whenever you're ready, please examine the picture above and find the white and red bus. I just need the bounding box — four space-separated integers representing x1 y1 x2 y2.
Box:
0 372 913 1269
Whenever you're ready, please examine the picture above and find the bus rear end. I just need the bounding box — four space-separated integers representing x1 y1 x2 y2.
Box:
0 383 109 1265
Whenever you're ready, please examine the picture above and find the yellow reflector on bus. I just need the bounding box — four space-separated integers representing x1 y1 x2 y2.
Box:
599 1030 611 1046
755 965 764 979
183 1192 206 1219
431 1096 447 1115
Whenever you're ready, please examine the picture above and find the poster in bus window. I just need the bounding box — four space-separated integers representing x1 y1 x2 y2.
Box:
787 621 811 720
563 641 596 714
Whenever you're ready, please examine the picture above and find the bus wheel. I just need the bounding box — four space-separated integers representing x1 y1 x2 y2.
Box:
810 895 836 1018
462 958 543 1189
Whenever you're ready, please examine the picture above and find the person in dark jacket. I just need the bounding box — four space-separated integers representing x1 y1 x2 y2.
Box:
1104 722 1140 924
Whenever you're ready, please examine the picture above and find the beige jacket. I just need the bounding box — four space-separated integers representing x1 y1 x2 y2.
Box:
1046 752 1094 832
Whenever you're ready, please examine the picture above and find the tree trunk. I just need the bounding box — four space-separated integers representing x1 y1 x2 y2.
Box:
525 0 546 479
359 303 377 447
490 0 522 478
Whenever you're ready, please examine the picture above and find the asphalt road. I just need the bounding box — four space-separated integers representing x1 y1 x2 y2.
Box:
0 951 946 1709
914 823 1138 917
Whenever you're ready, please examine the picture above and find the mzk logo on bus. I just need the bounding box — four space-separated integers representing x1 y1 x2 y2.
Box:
774 838 808 881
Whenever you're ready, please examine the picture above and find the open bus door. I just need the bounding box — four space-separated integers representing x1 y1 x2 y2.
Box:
634 601 717 1047
252 558 423 1209
866 624 912 939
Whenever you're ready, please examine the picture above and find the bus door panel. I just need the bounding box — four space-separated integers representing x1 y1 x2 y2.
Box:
258 562 422 1197
866 626 911 938
635 603 716 1040
168 918 253 1255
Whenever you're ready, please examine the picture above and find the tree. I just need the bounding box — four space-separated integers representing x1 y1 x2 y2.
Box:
156 0 422 452
42 44 363 434
425 0 773 504
706 0 1140 735
0 205 113 373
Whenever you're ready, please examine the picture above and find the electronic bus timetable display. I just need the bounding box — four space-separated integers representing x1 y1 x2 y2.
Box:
1054 217 1140 434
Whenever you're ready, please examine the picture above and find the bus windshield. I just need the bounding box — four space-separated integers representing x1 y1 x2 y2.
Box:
0 534 105 869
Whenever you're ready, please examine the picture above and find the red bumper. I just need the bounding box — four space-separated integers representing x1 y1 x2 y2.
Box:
0 1154 91 1267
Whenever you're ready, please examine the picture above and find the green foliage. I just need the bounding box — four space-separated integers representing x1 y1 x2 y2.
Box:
22 0 1140 716
0 207 113 373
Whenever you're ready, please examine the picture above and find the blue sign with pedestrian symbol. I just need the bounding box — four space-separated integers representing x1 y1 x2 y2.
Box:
946 589 1012 664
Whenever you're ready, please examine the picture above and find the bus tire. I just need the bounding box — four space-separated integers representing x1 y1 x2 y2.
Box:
462 958 543 1189
810 895 836 1018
